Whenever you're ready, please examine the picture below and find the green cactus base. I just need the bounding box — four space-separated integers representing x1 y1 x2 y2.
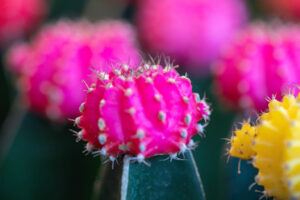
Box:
95 150 206 200
221 157 264 200
0 112 99 200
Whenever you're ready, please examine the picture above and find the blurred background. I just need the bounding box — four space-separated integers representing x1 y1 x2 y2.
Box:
0 0 299 199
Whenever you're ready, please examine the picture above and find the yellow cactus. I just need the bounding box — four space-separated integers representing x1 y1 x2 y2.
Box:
229 94 300 200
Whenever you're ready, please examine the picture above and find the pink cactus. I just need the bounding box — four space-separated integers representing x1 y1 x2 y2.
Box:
0 0 47 46
90 21 141 71
214 22 300 112
75 64 210 161
135 0 247 75
6 20 141 121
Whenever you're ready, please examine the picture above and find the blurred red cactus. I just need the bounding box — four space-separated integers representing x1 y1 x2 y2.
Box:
135 0 247 76
6 20 142 122
0 0 47 46
214 22 300 112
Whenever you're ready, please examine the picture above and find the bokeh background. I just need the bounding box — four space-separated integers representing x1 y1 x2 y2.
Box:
0 0 297 199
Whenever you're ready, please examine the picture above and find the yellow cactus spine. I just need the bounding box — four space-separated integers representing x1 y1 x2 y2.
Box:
228 94 300 200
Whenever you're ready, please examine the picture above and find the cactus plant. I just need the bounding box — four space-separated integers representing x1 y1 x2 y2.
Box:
228 93 300 199
75 62 210 199
214 22 300 112
1 19 141 168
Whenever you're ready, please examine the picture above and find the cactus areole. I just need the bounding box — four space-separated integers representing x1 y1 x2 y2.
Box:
229 94 300 200
75 63 210 162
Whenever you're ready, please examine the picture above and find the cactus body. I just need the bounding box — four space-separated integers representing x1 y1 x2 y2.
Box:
135 0 247 75
229 94 300 199
76 64 210 160
215 23 300 112
6 20 141 121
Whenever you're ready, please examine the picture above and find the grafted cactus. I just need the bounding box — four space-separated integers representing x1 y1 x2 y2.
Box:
75 63 210 199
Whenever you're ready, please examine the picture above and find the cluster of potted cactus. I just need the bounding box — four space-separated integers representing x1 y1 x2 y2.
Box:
2 0 300 200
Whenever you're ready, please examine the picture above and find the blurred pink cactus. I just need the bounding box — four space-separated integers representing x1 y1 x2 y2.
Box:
90 21 141 71
0 0 47 46
6 20 141 122
214 22 300 112
75 64 210 161
260 0 300 20
135 0 247 76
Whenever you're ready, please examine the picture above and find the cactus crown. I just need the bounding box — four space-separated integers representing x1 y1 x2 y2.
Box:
75 62 210 163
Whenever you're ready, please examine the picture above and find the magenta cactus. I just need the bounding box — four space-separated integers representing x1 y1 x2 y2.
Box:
0 0 47 46
75 63 210 162
135 0 247 75
6 20 141 121
214 22 300 112
90 21 141 70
